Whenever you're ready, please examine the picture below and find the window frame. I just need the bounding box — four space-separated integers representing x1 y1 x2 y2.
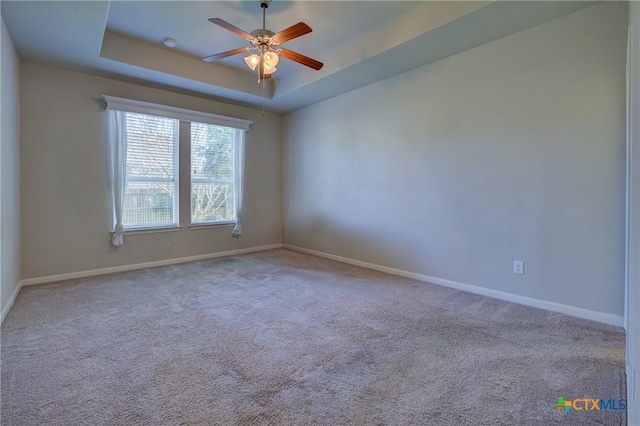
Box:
103 95 252 234
189 121 238 226
121 112 180 231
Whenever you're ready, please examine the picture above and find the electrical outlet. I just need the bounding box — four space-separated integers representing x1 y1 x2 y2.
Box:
173 237 179 245
513 260 524 275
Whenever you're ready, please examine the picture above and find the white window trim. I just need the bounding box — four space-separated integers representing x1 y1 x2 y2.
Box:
102 95 253 131
104 96 253 244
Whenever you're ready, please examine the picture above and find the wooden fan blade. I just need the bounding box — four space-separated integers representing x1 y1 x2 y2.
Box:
271 22 312 44
279 48 323 71
208 18 254 41
202 47 252 62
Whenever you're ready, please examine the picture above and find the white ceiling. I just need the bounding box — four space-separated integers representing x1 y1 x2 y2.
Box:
1 1 597 113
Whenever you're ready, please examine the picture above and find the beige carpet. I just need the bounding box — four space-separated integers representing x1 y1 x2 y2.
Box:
1 249 626 425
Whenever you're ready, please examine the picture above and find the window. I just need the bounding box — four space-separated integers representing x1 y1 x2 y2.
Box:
191 122 237 224
104 95 251 244
123 113 179 229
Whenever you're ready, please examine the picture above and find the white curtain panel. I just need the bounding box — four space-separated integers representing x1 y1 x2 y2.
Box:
106 110 128 246
232 129 246 237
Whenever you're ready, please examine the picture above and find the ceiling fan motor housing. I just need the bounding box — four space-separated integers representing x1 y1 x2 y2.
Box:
251 29 276 40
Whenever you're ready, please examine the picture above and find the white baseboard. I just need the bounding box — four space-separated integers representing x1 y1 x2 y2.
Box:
283 244 625 328
1 282 23 324
20 243 283 287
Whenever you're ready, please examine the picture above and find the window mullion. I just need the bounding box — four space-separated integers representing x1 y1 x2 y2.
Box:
179 120 191 229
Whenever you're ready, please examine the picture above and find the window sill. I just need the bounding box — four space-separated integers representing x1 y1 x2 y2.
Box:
189 222 235 229
122 226 182 235
112 222 235 236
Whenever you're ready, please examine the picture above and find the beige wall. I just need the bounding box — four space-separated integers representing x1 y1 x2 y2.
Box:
627 2 640 422
283 2 627 317
1 17 21 316
20 62 282 279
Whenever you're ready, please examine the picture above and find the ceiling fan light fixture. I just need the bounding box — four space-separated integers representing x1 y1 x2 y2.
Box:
244 54 260 71
263 51 279 68
203 0 323 81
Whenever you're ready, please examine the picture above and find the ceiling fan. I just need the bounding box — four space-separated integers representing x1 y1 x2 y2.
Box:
202 0 323 81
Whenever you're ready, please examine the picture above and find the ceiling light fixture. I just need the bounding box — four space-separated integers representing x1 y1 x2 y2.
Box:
244 1 278 82
163 37 177 48
202 0 323 85
243 44 279 79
